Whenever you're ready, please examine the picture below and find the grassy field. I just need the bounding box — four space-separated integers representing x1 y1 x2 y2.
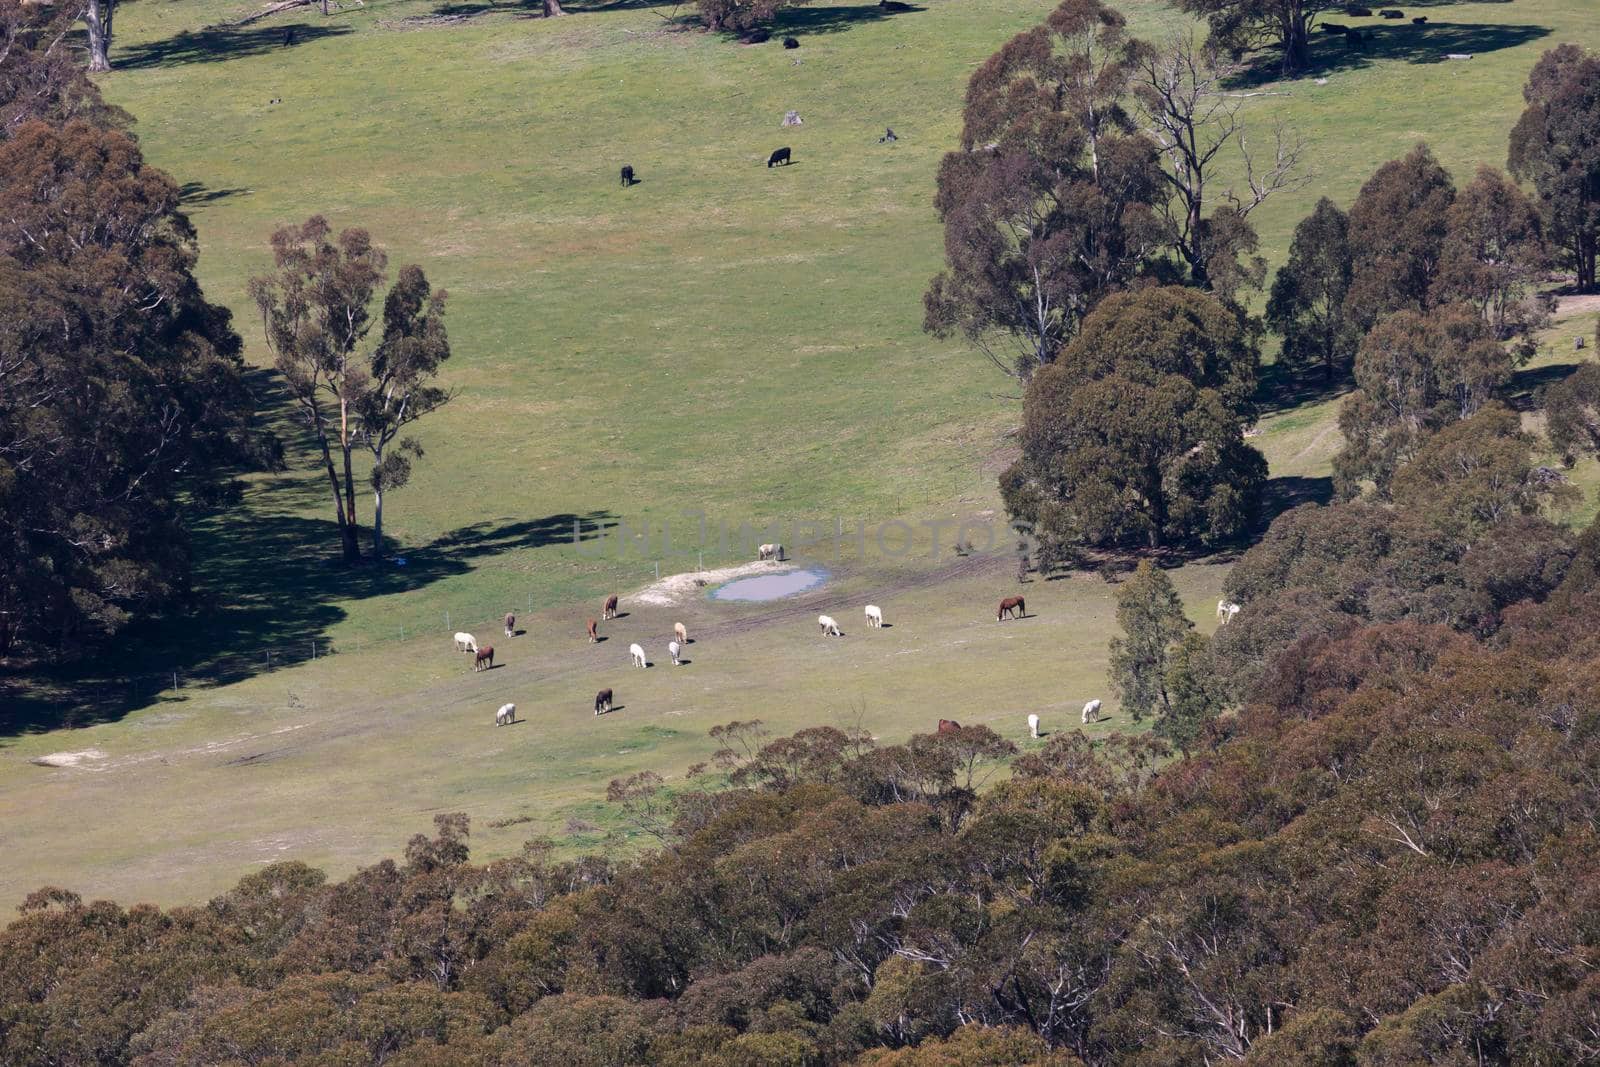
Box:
1 0 1597 906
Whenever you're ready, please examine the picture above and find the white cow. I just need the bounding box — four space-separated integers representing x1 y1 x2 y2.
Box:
864 604 884 628
629 643 648 668
818 614 842 636
1216 599 1241 625
454 632 478 653
669 640 682 666
496 703 516 726
1082 699 1102 724
1028 713 1040 739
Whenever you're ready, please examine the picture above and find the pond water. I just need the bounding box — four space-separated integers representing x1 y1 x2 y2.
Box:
710 568 829 602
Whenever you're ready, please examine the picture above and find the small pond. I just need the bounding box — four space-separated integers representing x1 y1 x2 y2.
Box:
710 567 829 602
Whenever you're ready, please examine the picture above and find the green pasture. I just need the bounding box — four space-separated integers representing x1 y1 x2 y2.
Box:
1 0 1597 905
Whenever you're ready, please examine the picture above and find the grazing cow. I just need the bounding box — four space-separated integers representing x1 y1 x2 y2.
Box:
603 594 619 620
1322 21 1348 33
864 604 883 628
1028 713 1040 739
1412 15 1427 22
1379 8 1403 17
496 703 516 726
783 36 799 48
1216 599 1241 625
879 127 897 143
454 632 478 653
1082 699 1102 724
587 618 599 643
630 642 648 668
674 621 688 645
620 165 636 187
595 688 613 715
937 719 961 734
504 612 516 637
745 27 770 42
818 614 842 636
997 595 1025 621
767 147 792 168
880 0 912 10
669 640 682 666
475 646 495 672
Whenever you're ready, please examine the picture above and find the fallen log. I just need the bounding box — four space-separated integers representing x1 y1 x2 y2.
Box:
231 0 320 26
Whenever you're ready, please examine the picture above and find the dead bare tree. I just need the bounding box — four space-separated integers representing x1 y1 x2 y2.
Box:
1135 32 1309 293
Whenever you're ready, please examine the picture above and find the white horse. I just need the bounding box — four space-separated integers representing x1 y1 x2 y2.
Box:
1028 713 1040 739
669 640 682 666
674 622 688 645
496 703 516 726
818 614 842 636
1216 599 1241 625
629 642 648 668
864 604 883 628
453 632 478 653
758 543 784 561
1082 699 1102 724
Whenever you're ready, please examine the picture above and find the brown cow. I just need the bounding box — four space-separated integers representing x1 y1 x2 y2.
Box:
603 594 619 620
595 688 613 715
587 618 600 643
937 719 961 734
474 646 495 671
997 595 1025 621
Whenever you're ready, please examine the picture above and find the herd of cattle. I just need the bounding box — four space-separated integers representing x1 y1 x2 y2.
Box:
452 573 1249 738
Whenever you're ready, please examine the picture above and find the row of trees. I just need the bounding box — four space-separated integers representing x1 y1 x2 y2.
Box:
0 12 265 657
9 498 1600 1062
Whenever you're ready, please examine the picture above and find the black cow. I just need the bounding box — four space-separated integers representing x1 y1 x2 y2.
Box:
783 36 799 48
1322 22 1348 33
1379 9 1404 18
620 165 636 186
879 127 898 143
1412 15 1427 23
767 147 792 168
1346 5 1372 14
880 0 913 11
745 27 771 42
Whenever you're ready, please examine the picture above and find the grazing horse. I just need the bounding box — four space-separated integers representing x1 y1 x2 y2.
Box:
674 621 688 645
587 618 600 643
474 646 495 672
620 165 636 186
818 614 842 636
997 596 1025 621
864 604 883 628
767 147 792 168
454 632 478 653
496 703 516 726
504 612 516 637
669 640 682 666
937 719 961 735
603 594 619 620
629 643 648 668
1082 699 1102 724
595 688 613 715
758 543 784 561
1028 713 1040 738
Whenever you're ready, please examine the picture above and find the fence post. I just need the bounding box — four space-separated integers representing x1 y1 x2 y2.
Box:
655 562 660 581
172 670 179 695
311 639 316 660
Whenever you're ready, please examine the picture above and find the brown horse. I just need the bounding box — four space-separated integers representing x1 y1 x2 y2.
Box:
595 688 613 715
603 594 619 620
474 646 495 671
997 595 1025 621
587 618 599 643
937 719 962 734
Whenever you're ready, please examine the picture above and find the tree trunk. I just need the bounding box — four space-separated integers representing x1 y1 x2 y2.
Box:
544 0 565 15
372 484 385 559
83 0 112 72
313 417 359 563
338 394 360 562
1280 6 1309 77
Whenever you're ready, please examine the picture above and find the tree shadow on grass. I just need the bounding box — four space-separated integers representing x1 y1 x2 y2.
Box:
1256 361 1354 417
179 182 251 207
115 21 353 71
770 2 914 36
0 508 617 738
1228 19 1550 86
1506 360 1583 412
